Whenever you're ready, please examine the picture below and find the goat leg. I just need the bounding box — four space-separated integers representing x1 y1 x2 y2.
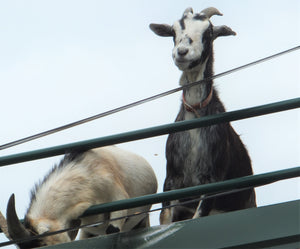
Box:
192 196 214 218
106 209 127 234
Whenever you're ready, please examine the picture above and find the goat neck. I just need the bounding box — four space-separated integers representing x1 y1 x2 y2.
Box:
180 57 213 111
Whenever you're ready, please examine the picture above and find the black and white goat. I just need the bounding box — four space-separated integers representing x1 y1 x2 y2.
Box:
6 146 157 248
150 7 256 224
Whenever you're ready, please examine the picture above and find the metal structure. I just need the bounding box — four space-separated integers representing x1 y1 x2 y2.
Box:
0 98 299 248
46 200 300 249
0 98 299 167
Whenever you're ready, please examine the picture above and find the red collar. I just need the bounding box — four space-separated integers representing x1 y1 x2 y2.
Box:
182 87 213 115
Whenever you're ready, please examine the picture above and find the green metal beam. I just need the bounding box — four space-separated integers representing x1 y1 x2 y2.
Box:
1 97 299 167
81 167 300 217
45 200 300 249
1 167 298 235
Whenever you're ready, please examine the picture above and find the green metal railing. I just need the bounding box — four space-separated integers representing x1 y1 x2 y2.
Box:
1 97 299 167
81 166 300 217
0 167 299 237
0 97 299 237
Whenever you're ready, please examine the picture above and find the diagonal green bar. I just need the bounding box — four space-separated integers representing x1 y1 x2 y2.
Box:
81 167 300 217
0 97 299 167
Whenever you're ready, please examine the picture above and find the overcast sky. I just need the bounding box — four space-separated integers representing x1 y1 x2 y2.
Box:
0 0 299 247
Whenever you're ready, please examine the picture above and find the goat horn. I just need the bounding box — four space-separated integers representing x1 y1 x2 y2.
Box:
6 194 31 240
200 7 223 18
183 7 193 15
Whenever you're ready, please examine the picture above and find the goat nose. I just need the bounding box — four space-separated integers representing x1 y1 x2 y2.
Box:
177 47 189 56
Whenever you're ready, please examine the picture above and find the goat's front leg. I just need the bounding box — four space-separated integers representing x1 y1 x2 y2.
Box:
105 188 129 234
192 196 213 218
160 207 172 225
160 200 176 224
106 209 127 234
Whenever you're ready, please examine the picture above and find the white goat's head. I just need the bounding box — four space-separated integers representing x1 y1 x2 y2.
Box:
150 7 236 71
6 194 80 248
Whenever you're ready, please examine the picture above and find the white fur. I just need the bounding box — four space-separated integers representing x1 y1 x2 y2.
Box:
172 18 210 71
26 146 157 245
180 57 209 120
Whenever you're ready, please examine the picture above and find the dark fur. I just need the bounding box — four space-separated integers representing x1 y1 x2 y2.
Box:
188 23 213 70
193 14 206 21
179 16 186 30
162 20 256 222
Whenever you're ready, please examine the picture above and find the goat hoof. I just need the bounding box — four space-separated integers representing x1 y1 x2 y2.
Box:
106 224 120 234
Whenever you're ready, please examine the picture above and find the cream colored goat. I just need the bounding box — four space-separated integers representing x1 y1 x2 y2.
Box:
6 146 157 248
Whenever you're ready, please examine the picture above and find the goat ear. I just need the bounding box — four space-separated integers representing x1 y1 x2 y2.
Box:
213 25 236 40
68 219 81 241
149 23 174 37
